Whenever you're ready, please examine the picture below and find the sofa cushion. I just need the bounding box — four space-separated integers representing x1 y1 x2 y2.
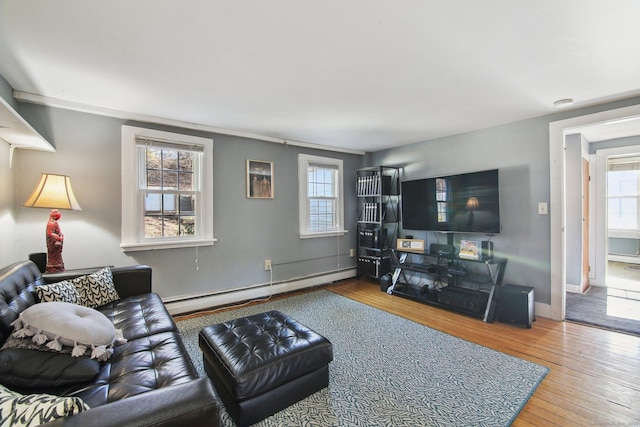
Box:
67 331 200 408
97 293 178 341
0 347 99 389
0 384 89 426
12 302 116 361
35 280 80 304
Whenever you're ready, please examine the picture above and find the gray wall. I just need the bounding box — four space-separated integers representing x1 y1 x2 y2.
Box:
0 141 14 265
5 102 363 300
368 97 640 306
368 118 552 302
0 74 16 265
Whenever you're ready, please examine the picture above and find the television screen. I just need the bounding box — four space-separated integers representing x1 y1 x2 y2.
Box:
401 169 501 234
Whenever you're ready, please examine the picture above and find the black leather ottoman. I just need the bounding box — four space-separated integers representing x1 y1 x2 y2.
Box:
199 310 333 427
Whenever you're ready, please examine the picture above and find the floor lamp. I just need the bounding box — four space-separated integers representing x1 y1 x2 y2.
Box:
23 173 82 273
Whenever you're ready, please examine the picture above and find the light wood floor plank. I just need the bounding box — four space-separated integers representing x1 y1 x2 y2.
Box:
325 279 640 425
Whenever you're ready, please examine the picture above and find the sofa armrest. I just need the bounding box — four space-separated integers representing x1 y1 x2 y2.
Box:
43 265 152 298
43 378 220 427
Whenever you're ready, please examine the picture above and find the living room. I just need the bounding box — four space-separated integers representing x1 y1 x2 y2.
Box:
2 2 640 322
0 1 640 425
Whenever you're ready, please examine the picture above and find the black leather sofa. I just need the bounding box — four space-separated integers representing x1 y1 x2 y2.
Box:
0 260 220 427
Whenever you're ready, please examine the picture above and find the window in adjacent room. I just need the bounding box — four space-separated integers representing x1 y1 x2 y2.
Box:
608 156 640 233
298 154 347 238
121 125 215 251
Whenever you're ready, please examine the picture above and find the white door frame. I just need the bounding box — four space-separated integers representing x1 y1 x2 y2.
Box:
549 104 640 321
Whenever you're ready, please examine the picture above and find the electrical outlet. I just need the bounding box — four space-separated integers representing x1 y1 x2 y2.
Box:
264 259 272 271
349 248 356 257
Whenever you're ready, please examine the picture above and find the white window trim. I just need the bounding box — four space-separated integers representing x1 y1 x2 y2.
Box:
121 125 215 251
298 153 347 239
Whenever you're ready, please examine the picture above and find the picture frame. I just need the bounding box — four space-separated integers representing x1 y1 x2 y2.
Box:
246 160 274 199
459 239 480 259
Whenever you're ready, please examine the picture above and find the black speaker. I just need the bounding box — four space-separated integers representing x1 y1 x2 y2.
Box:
481 241 494 258
498 284 535 328
380 273 393 292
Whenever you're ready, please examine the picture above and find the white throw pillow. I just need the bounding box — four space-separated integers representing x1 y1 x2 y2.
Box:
11 301 117 361
0 384 89 427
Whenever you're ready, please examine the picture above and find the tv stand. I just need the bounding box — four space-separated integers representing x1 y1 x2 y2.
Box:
387 249 507 322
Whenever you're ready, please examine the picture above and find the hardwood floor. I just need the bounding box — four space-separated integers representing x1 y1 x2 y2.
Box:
324 279 640 426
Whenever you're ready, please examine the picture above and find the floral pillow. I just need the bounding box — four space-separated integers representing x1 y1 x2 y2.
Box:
0 384 89 427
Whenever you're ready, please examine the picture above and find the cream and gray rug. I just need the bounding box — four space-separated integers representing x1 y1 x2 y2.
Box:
176 290 548 427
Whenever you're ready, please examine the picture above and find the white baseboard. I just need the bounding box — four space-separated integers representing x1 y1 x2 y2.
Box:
535 302 551 319
164 268 357 315
566 283 582 293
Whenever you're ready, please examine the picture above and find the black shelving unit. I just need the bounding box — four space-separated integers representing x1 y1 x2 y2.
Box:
387 249 508 322
356 166 399 280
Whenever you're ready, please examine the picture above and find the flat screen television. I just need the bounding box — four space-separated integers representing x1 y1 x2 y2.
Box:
401 169 501 234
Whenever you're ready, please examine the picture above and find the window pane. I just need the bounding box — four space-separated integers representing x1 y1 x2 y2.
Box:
163 215 179 237
608 170 640 230
147 170 161 188
163 194 177 214
609 197 637 229
608 171 637 196
162 150 178 170
163 171 178 190
180 216 195 236
179 151 193 171
179 172 193 191
146 147 162 169
309 198 336 230
144 193 162 213
179 195 195 214
144 215 163 237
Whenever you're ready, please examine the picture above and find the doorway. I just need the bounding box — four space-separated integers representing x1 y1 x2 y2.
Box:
549 103 640 322
565 148 640 335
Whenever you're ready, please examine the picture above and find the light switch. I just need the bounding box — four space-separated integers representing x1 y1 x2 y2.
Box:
538 202 548 215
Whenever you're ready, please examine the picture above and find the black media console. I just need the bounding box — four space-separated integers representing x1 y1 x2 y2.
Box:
386 249 508 322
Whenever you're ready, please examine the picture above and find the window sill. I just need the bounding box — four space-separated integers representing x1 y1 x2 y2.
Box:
120 238 217 252
299 230 348 239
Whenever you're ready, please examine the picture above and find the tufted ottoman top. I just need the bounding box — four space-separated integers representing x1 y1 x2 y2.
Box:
199 310 333 401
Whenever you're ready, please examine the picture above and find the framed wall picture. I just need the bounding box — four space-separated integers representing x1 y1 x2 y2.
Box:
246 160 274 199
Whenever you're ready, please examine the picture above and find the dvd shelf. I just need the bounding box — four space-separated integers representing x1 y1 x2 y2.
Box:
356 166 399 279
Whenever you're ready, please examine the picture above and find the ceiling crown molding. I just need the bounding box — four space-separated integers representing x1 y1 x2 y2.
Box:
13 91 365 156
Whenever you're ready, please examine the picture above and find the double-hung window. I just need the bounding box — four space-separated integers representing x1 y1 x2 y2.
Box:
608 157 640 234
298 154 346 238
121 126 214 251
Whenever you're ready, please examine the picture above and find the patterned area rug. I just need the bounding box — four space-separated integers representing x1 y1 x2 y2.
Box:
176 290 548 427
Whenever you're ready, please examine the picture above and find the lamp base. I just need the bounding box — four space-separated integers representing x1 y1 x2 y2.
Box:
45 209 65 273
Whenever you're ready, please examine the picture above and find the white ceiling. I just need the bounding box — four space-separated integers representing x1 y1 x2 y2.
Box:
1 1 640 153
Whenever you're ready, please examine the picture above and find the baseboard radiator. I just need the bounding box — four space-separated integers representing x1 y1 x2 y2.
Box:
164 268 357 315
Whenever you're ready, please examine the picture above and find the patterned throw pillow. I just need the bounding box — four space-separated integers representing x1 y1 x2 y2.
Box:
67 267 120 308
0 384 89 427
35 281 80 304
